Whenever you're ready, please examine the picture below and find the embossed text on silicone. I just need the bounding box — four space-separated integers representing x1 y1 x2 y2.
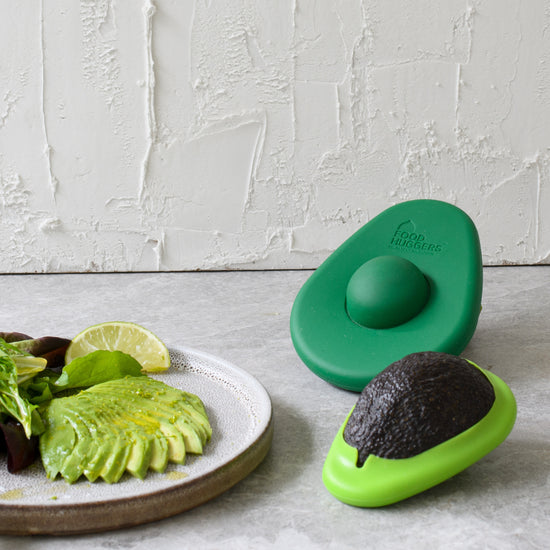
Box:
389 221 444 254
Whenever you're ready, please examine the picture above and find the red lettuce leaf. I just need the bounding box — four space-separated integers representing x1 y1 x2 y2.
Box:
12 337 71 371
0 332 32 343
0 419 38 473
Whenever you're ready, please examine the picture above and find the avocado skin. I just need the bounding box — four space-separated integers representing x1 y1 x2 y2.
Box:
39 377 211 483
343 352 495 466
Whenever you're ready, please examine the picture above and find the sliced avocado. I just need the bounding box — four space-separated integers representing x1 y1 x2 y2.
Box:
50 393 149 483
94 399 160 476
147 432 170 473
39 399 77 480
95 376 210 429
90 378 211 454
125 428 154 479
122 378 211 443
66 400 126 483
171 417 204 455
130 401 203 455
85 404 135 484
85 390 185 474
155 421 186 464
58 406 99 483
99 428 132 484
180 390 211 427
73 404 126 483
84 426 119 482
38 375 212 484
77 393 157 481
88 386 189 463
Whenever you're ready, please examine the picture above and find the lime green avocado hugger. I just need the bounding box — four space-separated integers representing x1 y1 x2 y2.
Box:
290 199 483 391
322 362 517 508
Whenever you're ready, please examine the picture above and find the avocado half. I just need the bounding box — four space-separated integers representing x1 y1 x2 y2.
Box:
322 353 517 507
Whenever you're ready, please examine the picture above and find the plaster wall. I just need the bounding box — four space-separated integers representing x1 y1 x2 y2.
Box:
1 1 549 272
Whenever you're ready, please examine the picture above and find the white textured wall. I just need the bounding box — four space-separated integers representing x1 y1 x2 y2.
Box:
1 1 549 272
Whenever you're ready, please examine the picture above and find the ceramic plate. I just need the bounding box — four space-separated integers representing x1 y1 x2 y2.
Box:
0 346 273 536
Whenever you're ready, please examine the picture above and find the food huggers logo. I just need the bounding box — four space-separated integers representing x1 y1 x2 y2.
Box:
390 220 443 254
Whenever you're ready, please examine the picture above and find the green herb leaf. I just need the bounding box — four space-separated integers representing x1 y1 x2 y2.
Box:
19 376 58 405
54 350 145 390
0 339 38 438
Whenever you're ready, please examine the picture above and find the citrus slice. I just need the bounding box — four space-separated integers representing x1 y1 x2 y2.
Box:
65 322 171 373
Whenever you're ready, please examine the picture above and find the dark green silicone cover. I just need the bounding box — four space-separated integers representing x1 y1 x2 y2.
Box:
290 200 483 391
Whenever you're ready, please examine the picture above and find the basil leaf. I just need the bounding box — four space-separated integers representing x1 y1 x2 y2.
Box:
55 350 145 390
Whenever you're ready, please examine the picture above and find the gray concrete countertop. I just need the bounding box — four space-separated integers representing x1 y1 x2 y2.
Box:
0 267 548 549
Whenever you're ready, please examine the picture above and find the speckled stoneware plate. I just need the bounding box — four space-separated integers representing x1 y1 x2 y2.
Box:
0 346 273 536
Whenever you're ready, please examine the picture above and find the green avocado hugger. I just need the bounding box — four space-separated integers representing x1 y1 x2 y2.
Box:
322 352 517 507
290 199 483 392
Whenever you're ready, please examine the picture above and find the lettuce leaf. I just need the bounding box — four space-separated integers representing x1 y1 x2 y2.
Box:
0 419 39 473
0 340 39 438
11 336 71 371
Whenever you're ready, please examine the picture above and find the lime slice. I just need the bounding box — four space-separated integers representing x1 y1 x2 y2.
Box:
65 322 171 373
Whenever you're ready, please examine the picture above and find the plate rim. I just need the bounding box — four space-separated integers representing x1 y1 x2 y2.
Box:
0 345 273 535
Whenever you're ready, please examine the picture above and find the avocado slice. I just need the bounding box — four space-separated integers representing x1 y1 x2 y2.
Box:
81 392 185 478
38 375 212 483
90 385 194 459
79 406 127 482
58 406 99 483
98 428 132 484
39 400 76 480
89 378 210 454
124 428 155 479
128 400 204 455
76 394 157 481
49 396 130 483
146 432 170 473
82 402 137 484
130 379 210 442
40 389 154 483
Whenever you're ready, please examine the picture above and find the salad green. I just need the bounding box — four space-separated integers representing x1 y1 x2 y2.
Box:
0 338 45 438
0 328 212 482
